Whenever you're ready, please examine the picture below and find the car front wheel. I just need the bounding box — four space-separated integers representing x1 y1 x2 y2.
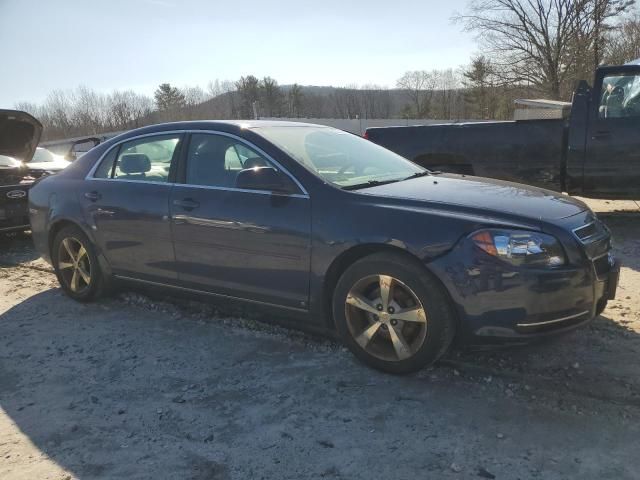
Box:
333 252 455 374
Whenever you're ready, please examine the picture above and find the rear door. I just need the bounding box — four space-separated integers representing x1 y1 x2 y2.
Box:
170 132 311 309
80 133 183 281
583 66 640 198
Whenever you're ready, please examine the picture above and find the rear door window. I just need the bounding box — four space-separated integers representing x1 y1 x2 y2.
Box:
94 134 181 182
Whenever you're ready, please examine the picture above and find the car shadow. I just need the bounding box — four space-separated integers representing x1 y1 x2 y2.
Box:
1 284 640 478
0 231 40 265
450 308 640 407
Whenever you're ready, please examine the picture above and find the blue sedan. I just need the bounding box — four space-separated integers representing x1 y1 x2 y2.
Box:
29 121 619 373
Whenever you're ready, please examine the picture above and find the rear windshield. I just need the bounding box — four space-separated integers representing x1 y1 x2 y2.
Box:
30 148 57 163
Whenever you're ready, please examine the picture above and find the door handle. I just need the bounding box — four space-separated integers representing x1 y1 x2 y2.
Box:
592 131 611 140
84 191 101 201
172 198 200 210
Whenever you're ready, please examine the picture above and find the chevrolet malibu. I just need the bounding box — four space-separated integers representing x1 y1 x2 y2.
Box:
29 121 620 373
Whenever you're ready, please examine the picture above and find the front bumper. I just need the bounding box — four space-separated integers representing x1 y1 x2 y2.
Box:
0 203 30 233
428 225 618 345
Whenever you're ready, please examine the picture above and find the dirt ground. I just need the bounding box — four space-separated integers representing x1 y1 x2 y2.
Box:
1 198 639 480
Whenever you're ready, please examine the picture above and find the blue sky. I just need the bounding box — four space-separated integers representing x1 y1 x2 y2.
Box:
0 0 475 107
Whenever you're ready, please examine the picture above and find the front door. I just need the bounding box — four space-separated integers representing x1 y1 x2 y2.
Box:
170 132 311 309
81 133 183 280
583 66 640 199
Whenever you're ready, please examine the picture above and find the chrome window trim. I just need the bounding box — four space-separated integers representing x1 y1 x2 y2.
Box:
88 178 174 187
85 129 310 198
170 182 309 199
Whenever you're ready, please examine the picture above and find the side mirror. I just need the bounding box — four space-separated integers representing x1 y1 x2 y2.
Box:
235 166 295 194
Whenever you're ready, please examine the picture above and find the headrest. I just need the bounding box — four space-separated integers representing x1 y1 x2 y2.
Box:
119 153 151 174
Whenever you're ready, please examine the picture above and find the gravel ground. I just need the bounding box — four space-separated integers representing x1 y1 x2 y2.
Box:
0 199 639 480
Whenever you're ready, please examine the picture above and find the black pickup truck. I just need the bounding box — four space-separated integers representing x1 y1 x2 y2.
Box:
366 61 640 199
0 110 42 233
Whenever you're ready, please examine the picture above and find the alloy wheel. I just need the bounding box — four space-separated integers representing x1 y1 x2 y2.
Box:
345 274 428 362
57 237 92 294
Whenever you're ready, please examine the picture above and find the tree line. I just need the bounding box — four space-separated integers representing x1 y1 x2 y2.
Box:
16 1 640 141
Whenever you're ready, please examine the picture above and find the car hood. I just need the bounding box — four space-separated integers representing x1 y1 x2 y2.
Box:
360 174 588 221
0 110 43 162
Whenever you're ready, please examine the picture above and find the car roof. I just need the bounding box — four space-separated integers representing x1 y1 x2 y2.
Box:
95 120 335 152
168 120 331 129
118 120 330 137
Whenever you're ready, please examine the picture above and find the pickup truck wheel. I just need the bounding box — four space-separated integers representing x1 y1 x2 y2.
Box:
52 225 107 302
333 252 455 374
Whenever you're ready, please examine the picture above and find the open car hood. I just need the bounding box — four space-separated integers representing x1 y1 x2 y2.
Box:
0 110 43 163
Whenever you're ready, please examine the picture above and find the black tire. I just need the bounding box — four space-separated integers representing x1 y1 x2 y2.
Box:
333 252 456 374
52 225 108 302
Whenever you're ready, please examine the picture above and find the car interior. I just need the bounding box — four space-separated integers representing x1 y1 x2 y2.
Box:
116 153 152 180
187 136 269 188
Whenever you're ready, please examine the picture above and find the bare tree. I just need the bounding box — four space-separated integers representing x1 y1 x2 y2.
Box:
455 0 634 99
287 84 304 117
360 85 392 119
235 75 260 118
182 85 207 108
43 90 74 138
106 90 154 129
433 69 462 119
396 70 438 117
604 13 640 64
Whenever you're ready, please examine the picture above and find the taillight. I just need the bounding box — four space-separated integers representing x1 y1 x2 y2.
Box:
363 131 369 140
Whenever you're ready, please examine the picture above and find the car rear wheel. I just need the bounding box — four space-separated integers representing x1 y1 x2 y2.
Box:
52 225 108 302
333 252 455 374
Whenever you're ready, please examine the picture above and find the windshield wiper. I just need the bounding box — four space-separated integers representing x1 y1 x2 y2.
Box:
402 171 431 180
342 179 402 191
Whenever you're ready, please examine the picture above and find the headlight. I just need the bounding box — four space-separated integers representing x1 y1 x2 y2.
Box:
471 229 566 267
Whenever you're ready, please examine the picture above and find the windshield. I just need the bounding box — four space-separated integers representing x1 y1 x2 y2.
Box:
253 126 425 189
30 148 57 163
0 155 21 167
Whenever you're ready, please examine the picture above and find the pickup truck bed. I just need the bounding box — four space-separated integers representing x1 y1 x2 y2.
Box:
366 119 567 191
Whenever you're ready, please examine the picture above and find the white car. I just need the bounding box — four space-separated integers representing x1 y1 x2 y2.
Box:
26 147 71 172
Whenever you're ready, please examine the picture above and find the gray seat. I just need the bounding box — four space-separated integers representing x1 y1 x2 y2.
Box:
189 139 235 187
